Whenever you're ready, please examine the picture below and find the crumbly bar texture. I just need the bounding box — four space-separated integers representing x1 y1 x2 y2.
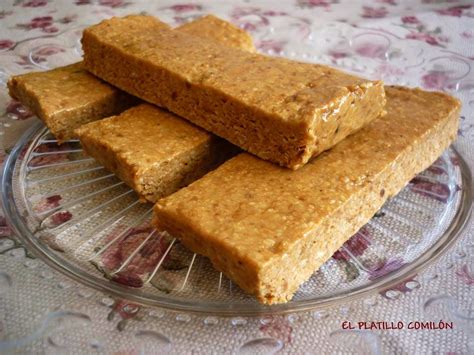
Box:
75 104 236 203
153 86 460 304
7 14 254 143
82 15 385 169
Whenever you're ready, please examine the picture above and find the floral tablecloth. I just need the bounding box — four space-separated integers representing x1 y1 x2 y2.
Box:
0 0 473 354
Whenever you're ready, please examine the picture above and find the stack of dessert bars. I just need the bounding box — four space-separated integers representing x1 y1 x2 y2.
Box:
8 15 460 304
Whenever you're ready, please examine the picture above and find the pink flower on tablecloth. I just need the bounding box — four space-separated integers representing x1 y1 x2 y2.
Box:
50 211 72 226
98 0 130 8
409 176 460 203
168 4 202 13
6 100 33 120
460 30 473 38
260 316 293 345
368 258 418 298
111 273 145 288
257 39 287 54
0 215 13 238
385 277 417 296
295 19 312 39
231 6 290 34
368 257 405 280
230 7 264 31
31 194 72 228
28 153 69 167
401 16 420 24
32 45 65 64
374 63 405 78
406 31 441 46
21 0 48 7
354 42 388 59
33 45 65 57
241 21 267 32
437 5 472 17
101 227 155 269
455 264 474 286
376 0 397 5
16 16 59 33
30 16 52 29
333 227 371 261
98 227 171 288
0 11 13 19
261 10 289 16
361 6 388 19
328 49 348 59
15 56 34 67
32 195 62 214
41 26 58 33
0 40 15 50
296 0 332 8
28 142 74 167
426 157 446 175
421 70 451 90
14 45 65 67
230 7 269 32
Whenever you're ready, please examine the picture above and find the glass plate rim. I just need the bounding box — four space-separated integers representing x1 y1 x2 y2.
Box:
2 121 473 316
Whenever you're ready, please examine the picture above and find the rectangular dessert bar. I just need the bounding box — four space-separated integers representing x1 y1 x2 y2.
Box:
75 104 236 203
82 15 386 169
8 15 254 142
7 62 136 143
153 87 460 304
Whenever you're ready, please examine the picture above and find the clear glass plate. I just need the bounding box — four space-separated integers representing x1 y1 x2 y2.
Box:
1 15 472 316
1 121 471 315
